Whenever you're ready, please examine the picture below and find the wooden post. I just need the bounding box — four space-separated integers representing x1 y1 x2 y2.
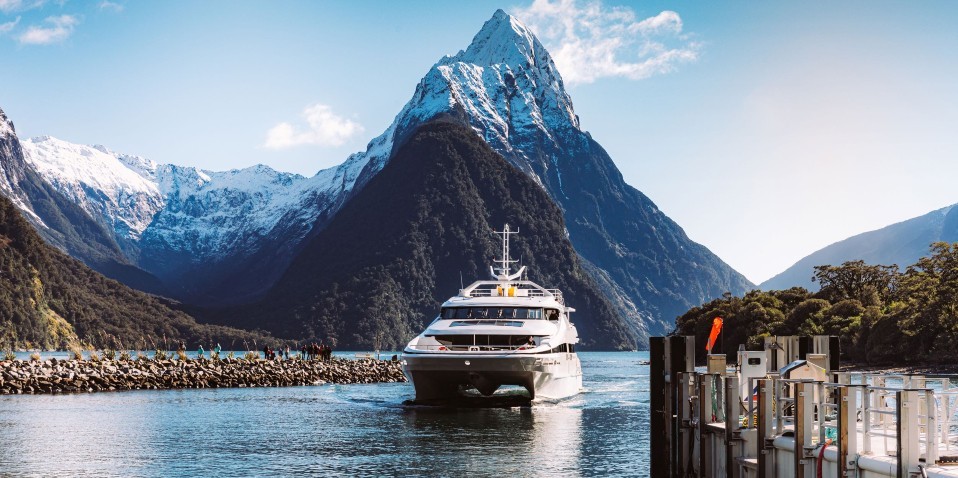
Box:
726 375 740 478
795 381 813 478
699 375 712 476
677 371 692 477
650 337 669 477
828 335 840 374
757 378 774 478
837 386 858 477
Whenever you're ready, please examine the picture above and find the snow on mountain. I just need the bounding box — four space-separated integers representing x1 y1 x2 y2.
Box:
17 122 394 302
0 110 45 226
22 135 326 257
389 9 577 183
142 163 314 258
22 137 164 240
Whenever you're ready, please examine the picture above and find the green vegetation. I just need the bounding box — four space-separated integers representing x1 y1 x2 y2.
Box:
675 242 958 364
0 192 270 350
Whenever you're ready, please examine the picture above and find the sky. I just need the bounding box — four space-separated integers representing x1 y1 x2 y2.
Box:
1 0 957 285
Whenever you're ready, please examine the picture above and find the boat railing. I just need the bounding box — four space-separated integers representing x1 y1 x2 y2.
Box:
528 289 564 305
458 285 564 305
405 343 535 352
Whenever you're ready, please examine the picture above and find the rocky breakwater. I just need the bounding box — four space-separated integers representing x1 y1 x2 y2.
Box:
0 357 406 394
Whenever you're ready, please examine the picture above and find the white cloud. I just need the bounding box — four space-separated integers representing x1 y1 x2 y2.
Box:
0 0 45 14
98 1 123 12
512 0 700 85
0 15 19 33
17 14 78 44
264 103 365 149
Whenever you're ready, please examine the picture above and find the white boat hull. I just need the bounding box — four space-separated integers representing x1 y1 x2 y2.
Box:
402 352 582 401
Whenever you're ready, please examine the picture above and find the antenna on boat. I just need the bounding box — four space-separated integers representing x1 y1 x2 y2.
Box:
460 271 464 290
490 224 526 281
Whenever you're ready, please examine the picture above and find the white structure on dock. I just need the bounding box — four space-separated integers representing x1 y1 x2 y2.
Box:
651 335 958 477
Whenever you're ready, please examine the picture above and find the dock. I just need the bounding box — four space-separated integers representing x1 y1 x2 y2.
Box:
651 335 958 477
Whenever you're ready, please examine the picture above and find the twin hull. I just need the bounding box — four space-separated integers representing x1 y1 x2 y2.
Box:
402 352 582 401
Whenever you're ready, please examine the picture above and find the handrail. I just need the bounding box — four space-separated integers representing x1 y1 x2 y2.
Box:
704 369 958 468
405 344 537 352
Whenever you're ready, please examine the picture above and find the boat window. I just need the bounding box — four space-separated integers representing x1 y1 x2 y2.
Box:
546 309 559 321
513 308 533 319
432 335 538 347
449 320 523 327
441 307 545 320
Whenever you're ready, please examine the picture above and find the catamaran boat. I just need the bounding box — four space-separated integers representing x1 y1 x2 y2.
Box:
401 225 583 401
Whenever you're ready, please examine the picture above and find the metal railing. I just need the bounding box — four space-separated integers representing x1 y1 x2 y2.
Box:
731 371 958 469
460 287 564 304
405 343 534 352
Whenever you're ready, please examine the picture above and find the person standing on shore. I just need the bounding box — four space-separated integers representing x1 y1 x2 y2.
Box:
198 344 204 359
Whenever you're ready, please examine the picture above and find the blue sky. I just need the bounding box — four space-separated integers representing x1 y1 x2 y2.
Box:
2 0 957 284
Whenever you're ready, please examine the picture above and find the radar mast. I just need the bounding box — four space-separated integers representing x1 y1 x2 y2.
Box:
491 224 526 281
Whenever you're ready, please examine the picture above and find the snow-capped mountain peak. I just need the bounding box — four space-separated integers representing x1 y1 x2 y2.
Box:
391 10 579 180
22 136 164 240
451 9 542 71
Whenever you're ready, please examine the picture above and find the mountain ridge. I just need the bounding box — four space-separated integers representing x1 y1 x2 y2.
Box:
761 203 958 291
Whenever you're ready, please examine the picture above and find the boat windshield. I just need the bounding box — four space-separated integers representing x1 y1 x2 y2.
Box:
441 307 543 320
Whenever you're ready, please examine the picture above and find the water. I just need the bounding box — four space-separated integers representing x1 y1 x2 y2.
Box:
0 352 650 477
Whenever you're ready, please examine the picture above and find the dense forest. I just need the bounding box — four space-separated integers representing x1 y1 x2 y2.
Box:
210 120 636 350
0 193 269 350
675 242 958 364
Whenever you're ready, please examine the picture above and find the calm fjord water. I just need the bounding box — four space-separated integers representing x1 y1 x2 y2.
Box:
0 352 650 476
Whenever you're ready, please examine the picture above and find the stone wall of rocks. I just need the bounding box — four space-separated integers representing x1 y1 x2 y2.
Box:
0 357 406 394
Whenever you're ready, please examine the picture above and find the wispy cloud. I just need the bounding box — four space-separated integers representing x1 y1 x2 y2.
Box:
0 15 19 34
264 103 365 149
98 1 123 13
0 0 45 14
512 0 700 85
17 14 78 44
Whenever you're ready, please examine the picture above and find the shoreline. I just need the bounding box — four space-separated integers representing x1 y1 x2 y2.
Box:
841 362 958 375
0 356 406 395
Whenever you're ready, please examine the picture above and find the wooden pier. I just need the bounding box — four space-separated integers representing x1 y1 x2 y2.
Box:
651 335 958 477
